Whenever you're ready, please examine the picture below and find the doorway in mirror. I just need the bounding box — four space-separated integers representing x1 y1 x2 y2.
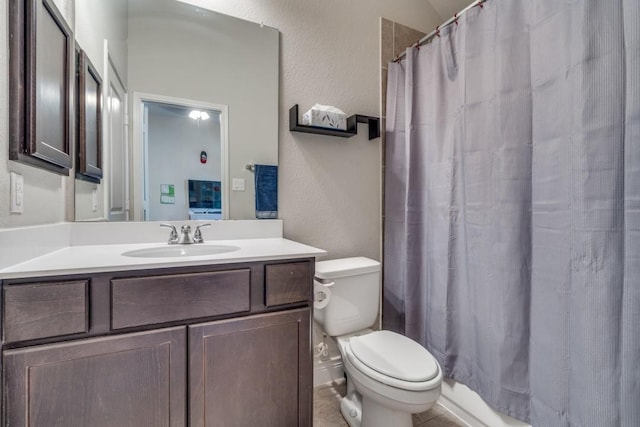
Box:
133 94 228 221
105 57 129 222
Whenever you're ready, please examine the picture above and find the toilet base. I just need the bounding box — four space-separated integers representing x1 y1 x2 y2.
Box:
362 395 413 427
340 390 414 427
340 390 362 427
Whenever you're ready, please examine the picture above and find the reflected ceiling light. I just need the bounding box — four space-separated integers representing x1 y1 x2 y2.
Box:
189 110 210 120
189 110 211 127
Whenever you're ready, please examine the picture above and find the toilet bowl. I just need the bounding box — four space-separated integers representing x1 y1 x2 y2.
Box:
337 330 443 427
314 257 442 427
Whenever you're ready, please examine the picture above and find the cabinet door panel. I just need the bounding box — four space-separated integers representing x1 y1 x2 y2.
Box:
8 0 73 173
4 327 186 427
190 308 312 427
34 0 69 165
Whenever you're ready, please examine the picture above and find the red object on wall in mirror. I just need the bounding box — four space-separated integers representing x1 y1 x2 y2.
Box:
200 151 207 164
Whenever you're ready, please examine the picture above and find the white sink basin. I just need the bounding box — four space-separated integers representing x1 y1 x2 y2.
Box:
122 244 240 258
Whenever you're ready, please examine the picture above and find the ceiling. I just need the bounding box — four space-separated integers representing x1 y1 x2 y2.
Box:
427 0 477 21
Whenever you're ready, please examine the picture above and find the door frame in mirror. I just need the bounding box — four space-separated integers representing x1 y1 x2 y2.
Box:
101 43 129 222
131 92 229 221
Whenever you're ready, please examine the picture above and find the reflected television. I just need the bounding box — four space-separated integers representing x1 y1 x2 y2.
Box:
188 179 221 210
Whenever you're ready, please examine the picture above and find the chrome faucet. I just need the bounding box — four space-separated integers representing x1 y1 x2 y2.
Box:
177 225 195 244
194 223 211 243
160 223 211 244
160 224 179 244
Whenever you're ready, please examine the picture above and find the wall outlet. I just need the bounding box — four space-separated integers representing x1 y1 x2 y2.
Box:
9 172 24 214
232 178 245 191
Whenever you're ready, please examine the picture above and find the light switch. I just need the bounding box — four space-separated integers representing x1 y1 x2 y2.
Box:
10 172 24 214
92 189 98 212
232 178 245 191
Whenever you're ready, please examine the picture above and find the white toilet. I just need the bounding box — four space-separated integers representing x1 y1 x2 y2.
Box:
314 257 443 427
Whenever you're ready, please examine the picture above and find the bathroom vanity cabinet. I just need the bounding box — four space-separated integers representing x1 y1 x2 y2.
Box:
1 258 314 427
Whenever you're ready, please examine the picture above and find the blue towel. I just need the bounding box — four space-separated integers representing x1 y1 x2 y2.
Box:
254 164 278 219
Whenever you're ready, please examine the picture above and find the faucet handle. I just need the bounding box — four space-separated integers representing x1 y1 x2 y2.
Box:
194 223 211 243
160 223 178 244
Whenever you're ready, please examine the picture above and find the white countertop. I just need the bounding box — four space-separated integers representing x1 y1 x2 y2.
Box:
0 238 327 279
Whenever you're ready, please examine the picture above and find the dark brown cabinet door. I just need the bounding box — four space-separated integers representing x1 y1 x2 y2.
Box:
76 48 103 181
3 327 186 427
9 0 74 174
189 308 312 427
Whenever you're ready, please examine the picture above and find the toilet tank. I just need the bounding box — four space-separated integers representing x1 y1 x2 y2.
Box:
314 257 380 337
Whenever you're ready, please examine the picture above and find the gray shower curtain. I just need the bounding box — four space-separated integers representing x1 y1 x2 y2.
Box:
383 1 639 425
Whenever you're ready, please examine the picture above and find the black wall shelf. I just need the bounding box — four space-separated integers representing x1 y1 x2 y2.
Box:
289 105 380 140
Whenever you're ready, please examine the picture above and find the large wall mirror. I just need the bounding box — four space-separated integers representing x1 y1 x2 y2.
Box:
73 0 279 222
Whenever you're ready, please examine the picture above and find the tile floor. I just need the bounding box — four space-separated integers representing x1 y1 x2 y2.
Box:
314 380 466 427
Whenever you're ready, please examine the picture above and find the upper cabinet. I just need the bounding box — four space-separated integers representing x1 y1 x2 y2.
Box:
9 0 74 174
76 48 103 182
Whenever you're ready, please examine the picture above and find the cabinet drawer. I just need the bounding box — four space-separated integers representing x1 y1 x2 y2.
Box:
3 281 88 342
111 269 250 329
265 262 312 307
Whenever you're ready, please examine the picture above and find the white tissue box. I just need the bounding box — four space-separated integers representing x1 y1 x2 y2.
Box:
301 104 347 130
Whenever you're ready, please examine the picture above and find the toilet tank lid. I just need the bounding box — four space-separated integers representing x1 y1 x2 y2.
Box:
315 257 380 280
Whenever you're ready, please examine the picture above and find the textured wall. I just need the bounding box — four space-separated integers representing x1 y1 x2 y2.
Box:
428 0 477 22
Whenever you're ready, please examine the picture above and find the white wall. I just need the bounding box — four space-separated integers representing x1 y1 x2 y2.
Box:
75 0 127 83
147 105 221 221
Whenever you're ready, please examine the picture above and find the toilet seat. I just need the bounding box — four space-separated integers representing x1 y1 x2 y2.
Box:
345 330 440 392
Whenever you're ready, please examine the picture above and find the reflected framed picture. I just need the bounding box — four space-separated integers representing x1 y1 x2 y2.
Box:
9 0 74 174
76 48 103 182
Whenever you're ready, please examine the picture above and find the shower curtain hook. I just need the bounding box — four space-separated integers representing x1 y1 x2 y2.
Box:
435 25 440 37
454 13 459 25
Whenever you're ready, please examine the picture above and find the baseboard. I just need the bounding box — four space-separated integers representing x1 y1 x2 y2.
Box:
438 379 530 427
313 358 344 387
438 388 485 427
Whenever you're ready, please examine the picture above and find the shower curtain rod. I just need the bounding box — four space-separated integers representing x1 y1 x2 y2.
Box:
394 0 486 62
